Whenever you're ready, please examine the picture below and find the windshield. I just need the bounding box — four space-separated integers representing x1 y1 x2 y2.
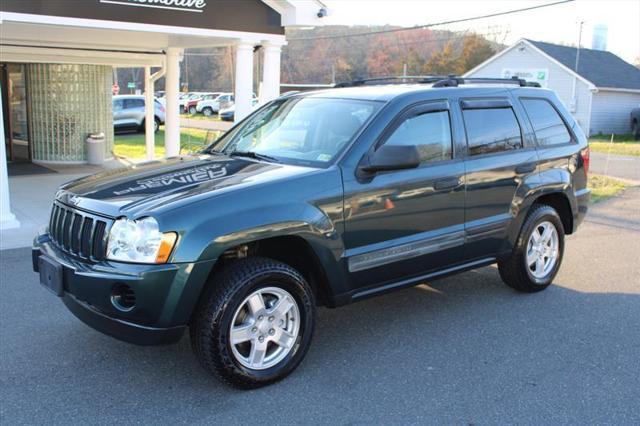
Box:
210 97 380 167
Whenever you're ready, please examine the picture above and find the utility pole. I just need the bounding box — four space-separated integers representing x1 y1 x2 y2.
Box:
570 20 584 113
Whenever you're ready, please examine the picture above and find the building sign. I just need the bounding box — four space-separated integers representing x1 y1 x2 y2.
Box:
99 0 207 13
502 68 549 87
0 0 283 35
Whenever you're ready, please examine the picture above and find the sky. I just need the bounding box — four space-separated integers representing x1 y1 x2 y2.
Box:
320 0 640 64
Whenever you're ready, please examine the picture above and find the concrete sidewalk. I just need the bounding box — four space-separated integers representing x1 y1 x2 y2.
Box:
180 116 233 132
0 161 126 250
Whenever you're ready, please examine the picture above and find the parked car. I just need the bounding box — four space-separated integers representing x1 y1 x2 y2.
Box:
184 92 222 114
218 96 259 121
631 106 640 140
34 77 590 389
178 92 206 112
196 92 234 116
112 95 165 133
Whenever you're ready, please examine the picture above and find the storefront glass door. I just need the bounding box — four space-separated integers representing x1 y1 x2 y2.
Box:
2 63 30 162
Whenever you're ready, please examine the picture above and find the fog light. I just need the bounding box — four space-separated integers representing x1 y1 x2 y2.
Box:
111 284 136 312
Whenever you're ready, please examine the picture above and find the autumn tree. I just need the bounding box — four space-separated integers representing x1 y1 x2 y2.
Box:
455 34 495 74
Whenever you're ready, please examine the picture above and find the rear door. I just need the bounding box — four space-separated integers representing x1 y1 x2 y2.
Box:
342 101 466 290
123 98 145 127
458 95 538 259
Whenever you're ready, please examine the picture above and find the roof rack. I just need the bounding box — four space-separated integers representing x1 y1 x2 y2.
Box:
432 76 541 88
334 75 541 88
334 75 449 88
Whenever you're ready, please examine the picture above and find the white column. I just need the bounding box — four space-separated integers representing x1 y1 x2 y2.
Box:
0 87 20 230
164 48 183 158
261 41 283 104
144 67 155 161
234 41 255 123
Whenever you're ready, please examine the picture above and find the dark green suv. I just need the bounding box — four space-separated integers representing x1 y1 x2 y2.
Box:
33 77 590 388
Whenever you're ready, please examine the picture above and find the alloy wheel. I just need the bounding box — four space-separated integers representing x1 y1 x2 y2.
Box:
526 220 559 279
229 287 300 370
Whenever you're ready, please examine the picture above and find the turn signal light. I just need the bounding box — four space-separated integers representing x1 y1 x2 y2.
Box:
155 232 178 263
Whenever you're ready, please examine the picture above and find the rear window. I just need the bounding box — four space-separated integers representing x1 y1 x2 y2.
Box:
462 107 522 156
521 98 572 146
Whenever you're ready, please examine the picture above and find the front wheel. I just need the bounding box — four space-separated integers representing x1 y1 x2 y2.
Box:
190 257 315 389
189 106 197 115
498 204 565 292
633 121 640 140
202 107 214 117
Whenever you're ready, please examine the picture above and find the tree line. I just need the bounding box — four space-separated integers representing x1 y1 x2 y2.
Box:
115 26 500 93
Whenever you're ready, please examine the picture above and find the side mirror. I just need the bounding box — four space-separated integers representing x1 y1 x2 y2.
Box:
359 145 421 174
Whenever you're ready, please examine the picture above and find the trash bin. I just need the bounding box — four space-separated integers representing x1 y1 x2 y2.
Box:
86 132 105 165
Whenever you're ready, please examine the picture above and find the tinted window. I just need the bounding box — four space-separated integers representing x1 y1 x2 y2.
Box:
384 111 452 163
124 98 144 109
213 97 379 167
462 107 522 156
521 98 571 145
113 99 123 111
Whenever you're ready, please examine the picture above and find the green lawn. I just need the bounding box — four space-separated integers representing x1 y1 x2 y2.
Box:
113 128 223 159
588 174 630 203
588 134 640 157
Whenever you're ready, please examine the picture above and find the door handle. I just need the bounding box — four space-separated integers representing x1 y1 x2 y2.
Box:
515 162 537 174
433 177 461 191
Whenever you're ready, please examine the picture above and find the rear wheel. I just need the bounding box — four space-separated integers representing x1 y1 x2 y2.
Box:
633 120 639 140
203 107 214 117
190 257 315 389
189 106 197 115
498 204 564 292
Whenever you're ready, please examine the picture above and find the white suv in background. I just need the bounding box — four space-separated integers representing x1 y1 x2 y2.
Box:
195 93 234 116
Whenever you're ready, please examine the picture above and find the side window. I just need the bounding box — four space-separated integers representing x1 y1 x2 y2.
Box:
113 99 123 111
521 98 572 146
383 110 452 163
124 98 144 109
462 107 522 156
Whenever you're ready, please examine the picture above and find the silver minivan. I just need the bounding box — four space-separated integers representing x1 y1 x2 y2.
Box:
113 95 166 133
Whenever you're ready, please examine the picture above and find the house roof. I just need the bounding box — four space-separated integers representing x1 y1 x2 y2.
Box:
525 39 640 90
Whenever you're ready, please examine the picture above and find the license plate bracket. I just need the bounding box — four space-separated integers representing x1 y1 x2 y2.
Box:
38 256 64 297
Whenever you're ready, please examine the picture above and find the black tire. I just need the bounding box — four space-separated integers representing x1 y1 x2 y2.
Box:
189 106 197 115
139 118 161 134
633 121 640 140
203 107 214 117
498 204 565 293
190 257 315 389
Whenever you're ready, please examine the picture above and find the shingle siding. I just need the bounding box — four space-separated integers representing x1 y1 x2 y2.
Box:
465 44 593 134
590 91 640 135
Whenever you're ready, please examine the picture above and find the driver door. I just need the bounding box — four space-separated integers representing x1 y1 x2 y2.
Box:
342 101 466 290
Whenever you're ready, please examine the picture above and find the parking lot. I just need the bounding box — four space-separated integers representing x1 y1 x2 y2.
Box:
1 188 639 425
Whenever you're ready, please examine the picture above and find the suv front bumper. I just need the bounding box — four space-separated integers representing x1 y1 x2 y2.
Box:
32 234 216 346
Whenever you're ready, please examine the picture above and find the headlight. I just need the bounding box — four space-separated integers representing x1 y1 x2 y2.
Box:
106 217 177 264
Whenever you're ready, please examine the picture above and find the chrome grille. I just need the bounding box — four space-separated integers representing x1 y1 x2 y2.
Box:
48 202 112 260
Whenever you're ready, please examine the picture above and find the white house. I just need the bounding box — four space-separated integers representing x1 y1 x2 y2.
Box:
465 38 640 136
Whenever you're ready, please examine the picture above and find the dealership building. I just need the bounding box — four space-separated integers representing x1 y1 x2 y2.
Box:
0 0 326 231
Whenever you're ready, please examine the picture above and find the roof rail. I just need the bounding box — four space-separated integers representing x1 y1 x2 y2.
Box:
432 76 541 88
333 75 542 89
334 75 450 88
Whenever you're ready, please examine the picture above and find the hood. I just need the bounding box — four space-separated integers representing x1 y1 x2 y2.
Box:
57 154 313 217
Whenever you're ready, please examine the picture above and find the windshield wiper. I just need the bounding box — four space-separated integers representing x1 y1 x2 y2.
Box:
228 150 280 163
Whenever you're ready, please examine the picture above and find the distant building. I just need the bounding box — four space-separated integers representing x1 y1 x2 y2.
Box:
591 24 608 51
464 38 640 136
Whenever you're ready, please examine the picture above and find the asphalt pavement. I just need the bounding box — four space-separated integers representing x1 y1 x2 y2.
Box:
590 151 640 181
1 188 639 425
